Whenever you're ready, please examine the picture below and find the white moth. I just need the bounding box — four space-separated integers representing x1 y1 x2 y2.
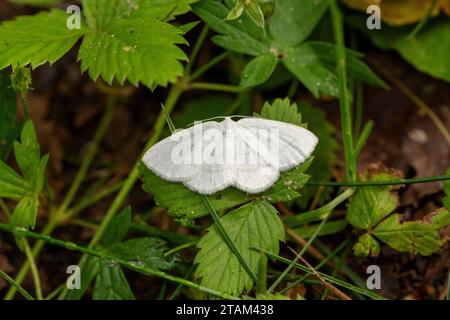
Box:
142 117 318 195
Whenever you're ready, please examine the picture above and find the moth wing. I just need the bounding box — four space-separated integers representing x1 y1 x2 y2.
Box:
237 118 318 170
143 121 222 181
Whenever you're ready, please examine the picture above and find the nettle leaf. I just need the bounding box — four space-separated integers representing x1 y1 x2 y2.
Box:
105 237 177 271
82 0 196 26
297 102 338 208
0 10 85 70
193 0 270 56
255 98 305 127
140 164 250 220
93 263 135 300
346 173 398 230
240 54 278 88
0 69 20 160
195 200 284 296
269 0 329 47
373 208 450 256
79 0 188 88
260 158 312 203
443 169 450 210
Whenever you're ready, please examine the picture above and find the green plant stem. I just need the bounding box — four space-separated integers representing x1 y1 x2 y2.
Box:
0 198 11 220
21 238 43 300
185 25 209 77
284 188 355 227
307 174 450 187
315 239 366 296
0 222 238 300
20 95 29 120
190 52 229 81
0 267 34 300
4 97 117 300
321 244 349 299
265 251 385 300
353 82 364 140
58 86 183 300
189 82 243 93
59 96 116 214
279 238 350 294
169 265 195 300
164 241 197 256
45 283 65 300
352 120 373 160
267 216 330 293
407 0 438 39
64 181 124 218
329 0 355 181
203 196 258 284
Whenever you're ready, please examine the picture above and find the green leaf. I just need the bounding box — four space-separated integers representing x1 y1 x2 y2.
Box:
388 21 450 82
65 256 100 300
105 237 177 271
260 158 312 203
14 120 41 185
195 200 284 296
283 46 339 98
352 233 380 258
240 55 277 88
9 196 39 229
193 0 270 56
0 161 32 199
0 69 19 160
297 102 338 208
0 9 85 70
78 3 187 88
346 173 398 230
293 219 348 239
296 41 387 88
255 98 305 127
101 207 132 246
373 208 450 256
443 169 450 210
93 263 135 300
140 164 250 220
348 16 450 83
142 0 198 19
269 0 329 47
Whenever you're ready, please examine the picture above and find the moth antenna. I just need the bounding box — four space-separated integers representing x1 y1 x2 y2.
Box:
161 103 176 133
